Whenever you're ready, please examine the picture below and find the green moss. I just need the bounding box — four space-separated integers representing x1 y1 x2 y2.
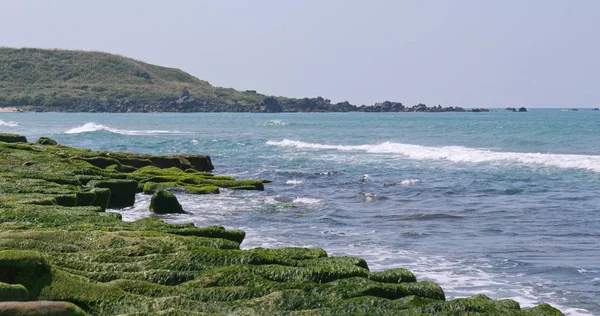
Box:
369 268 417 283
150 189 184 214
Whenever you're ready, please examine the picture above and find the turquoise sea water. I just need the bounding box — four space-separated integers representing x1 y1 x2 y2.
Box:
1 110 599 315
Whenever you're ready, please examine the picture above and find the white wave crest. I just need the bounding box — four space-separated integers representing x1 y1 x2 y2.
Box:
65 122 190 136
0 120 19 127
263 120 289 126
286 180 304 185
267 139 600 172
399 179 421 186
292 197 322 205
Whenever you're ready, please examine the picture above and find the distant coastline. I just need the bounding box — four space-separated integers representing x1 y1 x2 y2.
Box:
1 47 488 113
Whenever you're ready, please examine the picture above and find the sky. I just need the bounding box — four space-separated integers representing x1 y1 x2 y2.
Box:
1 0 599 108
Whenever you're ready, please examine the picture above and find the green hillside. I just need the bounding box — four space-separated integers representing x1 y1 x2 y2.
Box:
0 47 265 108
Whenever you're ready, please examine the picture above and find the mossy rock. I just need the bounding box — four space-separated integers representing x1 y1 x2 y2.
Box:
0 250 52 298
0 282 29 301
35 136 59 145
150 189 185 214
0 133 27 143
88 179 137 209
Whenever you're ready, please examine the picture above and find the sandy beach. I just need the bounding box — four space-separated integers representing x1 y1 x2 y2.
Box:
0 107 23 113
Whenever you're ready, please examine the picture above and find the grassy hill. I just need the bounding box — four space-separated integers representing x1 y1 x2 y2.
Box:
0 47 265 109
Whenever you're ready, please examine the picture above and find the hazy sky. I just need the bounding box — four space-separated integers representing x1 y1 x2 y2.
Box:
2 1 599 108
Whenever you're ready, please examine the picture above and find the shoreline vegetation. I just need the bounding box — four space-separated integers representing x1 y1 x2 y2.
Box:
0 133 564 315
0 47 493 113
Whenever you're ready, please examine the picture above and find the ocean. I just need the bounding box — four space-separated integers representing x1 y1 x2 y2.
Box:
1 110 598 315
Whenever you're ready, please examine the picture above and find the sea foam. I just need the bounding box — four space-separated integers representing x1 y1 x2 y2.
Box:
292 197 322 205
267 139 600 173
65 122 190 136
0 120 19 127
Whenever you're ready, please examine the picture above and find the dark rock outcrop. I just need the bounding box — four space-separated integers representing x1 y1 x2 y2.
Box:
180 155 214 171
260 96 282 113
518 107 528 112
26 96 487 113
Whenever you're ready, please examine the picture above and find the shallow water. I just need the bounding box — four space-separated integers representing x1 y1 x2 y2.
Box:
2 110 599 315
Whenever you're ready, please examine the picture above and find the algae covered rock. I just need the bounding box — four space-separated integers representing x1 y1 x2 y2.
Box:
0 133 27 143
150 189 185 214
35 136 58 145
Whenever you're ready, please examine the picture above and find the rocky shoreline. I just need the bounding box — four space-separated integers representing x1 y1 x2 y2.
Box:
19 96 490 113
0 133 563 315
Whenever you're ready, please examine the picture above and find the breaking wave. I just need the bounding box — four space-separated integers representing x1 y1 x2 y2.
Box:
65 122 191 136
267 139 600 172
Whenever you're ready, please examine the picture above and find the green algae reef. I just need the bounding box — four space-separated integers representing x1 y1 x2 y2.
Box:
0 134 564 315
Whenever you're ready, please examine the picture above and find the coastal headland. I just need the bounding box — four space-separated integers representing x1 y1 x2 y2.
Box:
0 133 563 315
0 48 489 113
